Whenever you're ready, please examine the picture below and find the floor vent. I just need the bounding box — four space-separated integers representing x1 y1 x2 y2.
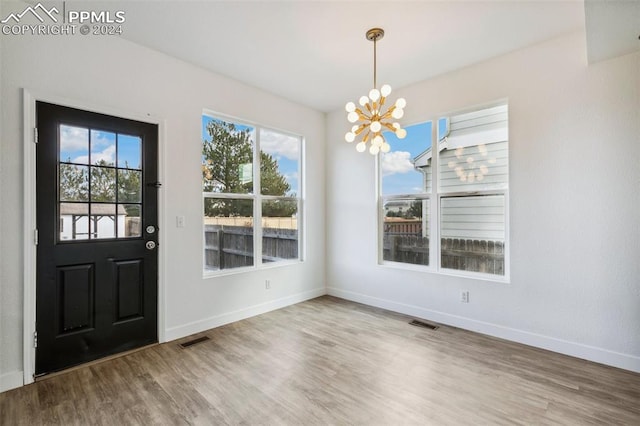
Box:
179 336 210 348
409 319 439 330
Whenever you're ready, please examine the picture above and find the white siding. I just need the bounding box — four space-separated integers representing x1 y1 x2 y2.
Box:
438 141 508 193
440 195 505 241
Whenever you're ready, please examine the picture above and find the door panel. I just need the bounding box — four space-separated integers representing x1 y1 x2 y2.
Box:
36 102 158 375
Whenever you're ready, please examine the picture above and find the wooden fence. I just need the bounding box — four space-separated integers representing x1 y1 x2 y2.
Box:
204 225 298 270
383 233 504 275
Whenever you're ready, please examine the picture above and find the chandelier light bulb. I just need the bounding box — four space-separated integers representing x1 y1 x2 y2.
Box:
345 132 356 143
391 108 404 119
345 102 356 112
343 28 408 155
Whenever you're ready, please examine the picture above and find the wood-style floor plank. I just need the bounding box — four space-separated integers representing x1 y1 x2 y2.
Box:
1 296 639 425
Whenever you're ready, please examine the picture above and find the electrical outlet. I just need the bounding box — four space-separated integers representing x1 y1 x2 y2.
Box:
176 216 185 228
461 291 470 303
265 280 271 290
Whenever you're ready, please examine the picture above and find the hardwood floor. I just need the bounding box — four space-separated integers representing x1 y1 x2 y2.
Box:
1 296 639 425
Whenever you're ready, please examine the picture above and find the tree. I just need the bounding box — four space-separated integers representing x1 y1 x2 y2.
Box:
59 159 141 216
202 119 296 217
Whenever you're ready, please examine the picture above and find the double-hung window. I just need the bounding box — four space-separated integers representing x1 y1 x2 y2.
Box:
202 113 302 274
380 102 509 279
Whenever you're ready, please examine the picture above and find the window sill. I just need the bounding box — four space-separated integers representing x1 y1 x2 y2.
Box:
379 261 510 284
202 258 303 279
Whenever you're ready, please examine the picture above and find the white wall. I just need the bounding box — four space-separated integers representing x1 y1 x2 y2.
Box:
327 32 640 372
0 30 325 391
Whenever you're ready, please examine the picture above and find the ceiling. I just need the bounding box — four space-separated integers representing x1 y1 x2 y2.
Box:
83 1 634 112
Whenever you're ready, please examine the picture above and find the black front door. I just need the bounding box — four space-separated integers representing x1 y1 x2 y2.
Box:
35 101 159 375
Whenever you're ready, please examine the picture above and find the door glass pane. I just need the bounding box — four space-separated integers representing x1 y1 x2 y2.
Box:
90 203 117 239
261 199 298 263
202 116 255 194
90 166 116 202
259 129 300 196
118 169 142 203
118 134 142 169
90 130 116 166
382 197 429 266
203 198 254 271
59 164 89 202
60 125 89 164
120 204 141 238
59 203 89 240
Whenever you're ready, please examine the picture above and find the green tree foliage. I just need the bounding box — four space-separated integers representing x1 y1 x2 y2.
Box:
59 159 141 216
202 119 296 217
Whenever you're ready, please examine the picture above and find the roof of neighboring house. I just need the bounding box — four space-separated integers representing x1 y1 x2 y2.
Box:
60 203 128 215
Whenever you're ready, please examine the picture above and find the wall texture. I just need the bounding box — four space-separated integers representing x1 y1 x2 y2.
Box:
0 30 325 391
326 32 640 372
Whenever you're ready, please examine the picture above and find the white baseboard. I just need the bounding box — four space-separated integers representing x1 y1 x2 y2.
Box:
327 287 640 374
165 287 326 342
0 371 24 393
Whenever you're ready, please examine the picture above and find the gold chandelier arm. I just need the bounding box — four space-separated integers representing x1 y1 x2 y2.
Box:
382 123 397 132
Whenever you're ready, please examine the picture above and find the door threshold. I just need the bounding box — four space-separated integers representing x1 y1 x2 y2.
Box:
35 343 158 382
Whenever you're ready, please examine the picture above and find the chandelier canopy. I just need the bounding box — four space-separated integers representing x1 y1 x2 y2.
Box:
345 28 407 155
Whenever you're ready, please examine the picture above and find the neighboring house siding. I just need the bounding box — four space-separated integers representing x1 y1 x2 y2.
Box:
438 140 508 192
440 194 505 241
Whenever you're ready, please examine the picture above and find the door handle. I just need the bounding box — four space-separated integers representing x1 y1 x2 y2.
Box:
145 241 156 250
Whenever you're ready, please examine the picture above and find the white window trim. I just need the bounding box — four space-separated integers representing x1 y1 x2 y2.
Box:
378 101 510 283
201 111 304 278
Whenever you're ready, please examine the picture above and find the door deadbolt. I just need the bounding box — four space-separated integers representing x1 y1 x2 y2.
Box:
146 225 156 234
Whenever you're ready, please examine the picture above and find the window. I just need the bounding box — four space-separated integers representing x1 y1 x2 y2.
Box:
202 113 302 273
59 125 142 241
380 102 509 279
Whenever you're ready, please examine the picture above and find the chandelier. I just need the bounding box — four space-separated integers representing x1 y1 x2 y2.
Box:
345 28 407 155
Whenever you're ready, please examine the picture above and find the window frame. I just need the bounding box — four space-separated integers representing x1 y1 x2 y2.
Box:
202 110 304 277
378 101 510 282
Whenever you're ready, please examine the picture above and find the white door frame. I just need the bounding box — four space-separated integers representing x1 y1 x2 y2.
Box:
22 88 167 385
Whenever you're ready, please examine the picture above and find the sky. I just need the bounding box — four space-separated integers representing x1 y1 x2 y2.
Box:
202 115 300 197
380 121 432 195
59 124 142 169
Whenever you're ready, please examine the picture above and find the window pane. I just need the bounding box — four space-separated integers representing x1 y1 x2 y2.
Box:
204 198 254 271
118 169 142 203
90 166 116 202
60 125 89 164
90 130 116 166
59 203 89 240
382 198 429 266
120 204 141 238
440 195 505 275
90 203 118 239
381 121 432 195
438 104 508 193
202 116 255 194
259 129 300 196
60 164 89 202
262 199 298 263
118 134 142 169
